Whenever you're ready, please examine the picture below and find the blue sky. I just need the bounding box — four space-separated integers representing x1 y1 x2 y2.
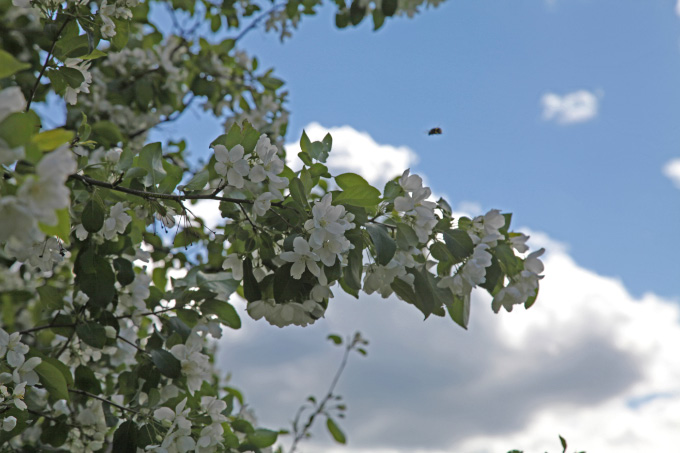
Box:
158 0 680 299
143 1 680 451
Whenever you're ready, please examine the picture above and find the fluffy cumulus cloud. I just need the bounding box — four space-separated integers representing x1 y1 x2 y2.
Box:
285 122 419 190
662 158 680 189
677 0 680 17
218 232 680 453
541 90 601 124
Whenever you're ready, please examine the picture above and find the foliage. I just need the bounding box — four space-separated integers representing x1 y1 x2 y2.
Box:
0 0 546 451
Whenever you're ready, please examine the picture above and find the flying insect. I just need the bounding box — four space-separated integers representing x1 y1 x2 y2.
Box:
428 127 442 135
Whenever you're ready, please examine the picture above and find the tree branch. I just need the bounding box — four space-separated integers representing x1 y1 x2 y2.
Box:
68 388 140 415
26 17 72 112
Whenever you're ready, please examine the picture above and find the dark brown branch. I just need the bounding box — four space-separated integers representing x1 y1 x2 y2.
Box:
68 389 140 415
69 173 257 205
26 17 72 111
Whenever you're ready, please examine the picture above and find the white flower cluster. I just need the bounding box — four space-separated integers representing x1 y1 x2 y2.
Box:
363 249 418 298
394 169 437 243
1 140 77 270
0 327 42 419
247 298 325 328
492 247 545 313
67 399 107 452
214 134 289 198
437 243 493 300
99 0 137 38
170 333 211 395
150 397 195 452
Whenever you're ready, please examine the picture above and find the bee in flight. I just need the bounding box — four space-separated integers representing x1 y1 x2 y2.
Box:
428 127 442 135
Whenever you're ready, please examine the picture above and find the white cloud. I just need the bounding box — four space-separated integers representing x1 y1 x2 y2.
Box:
676 0 680 17
663 158 680 189
285 122 419 190
541 90 601 124
214 127 680 453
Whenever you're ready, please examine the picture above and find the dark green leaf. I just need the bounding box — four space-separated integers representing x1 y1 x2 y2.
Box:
201 299 241 329
182 169 209 192
0 112 40 148
334 173 381 207
247 429 278 448
447 295 470 329
150 349 181 379
349 0 365 25
76 322 107 349
335 11 350 28
37 285 64 311
137 142 167 186
443 229 474 261
382 0 397 16
372 9 385 30
111 19 130 50
82 199 105 233
60 67 85 88
35 361 70 403
326 417 346 444
559 435 567 453
40 421 68 447
289 177 309 208
396 223 419 249
113 257 135 286
365 224 396 265
242 258 262 302
75 364 102 394
113 421 138 453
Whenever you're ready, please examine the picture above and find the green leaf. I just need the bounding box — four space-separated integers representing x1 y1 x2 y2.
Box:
396 223 419 249
336 11 350 28
447 295 470 329
495 243 523 276
76 322 107 349
349 0 365 25
113 257 135 286
443 229 474 261
35 361 70 403
39 208 71 244
201 299 241 329
300 130 311 154
136 424 155 449
247 429 278 448
372 9 385 30
137 142 167 186
242 258 261 302
80 49 107 60
111 19 130 50
75 364 102 394
76 253 116 308
182 169 209 192
82 199 105 233
559 435 567 453
0 111 40 148
0 407 28 444
0 50 31 78
334 173 381 207
289 177 309 208
308 138 331 163
365 224 396 265
60 66 85 88
382 0 397 16
326 417 346 444
158 158 183 193
40 421 69 447
342 230 363 292
150 349 181 379
91 121 123 147
524 287 539 309
113 421 138 453
37 285 64 311
32 128 74 151
327 334 342 345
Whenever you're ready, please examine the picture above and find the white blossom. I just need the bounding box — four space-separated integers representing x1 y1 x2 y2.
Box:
0 328 29 367
214 144 249 188
102 202 132 239
0 86 26 123
170 334 211 394
280 236 320 279
221 253 243 280
1 416 17 432
249 135 288 189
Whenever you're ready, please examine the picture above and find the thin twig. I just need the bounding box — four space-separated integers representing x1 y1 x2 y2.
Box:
19 323 75 334
26 17 72 111
232 3 285 42
116 334 148 355
68 388 140 415
69 173 258 205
